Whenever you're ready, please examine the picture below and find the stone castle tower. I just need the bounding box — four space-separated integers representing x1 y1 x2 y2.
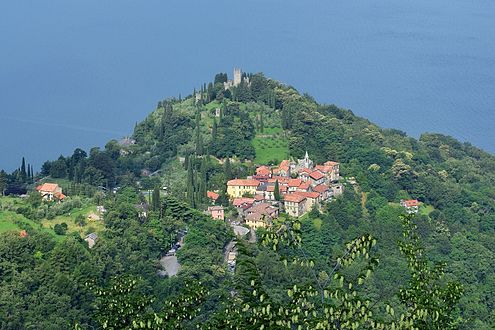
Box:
233 68 242 86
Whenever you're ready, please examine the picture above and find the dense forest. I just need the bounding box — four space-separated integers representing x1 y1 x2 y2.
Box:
1 71 494 329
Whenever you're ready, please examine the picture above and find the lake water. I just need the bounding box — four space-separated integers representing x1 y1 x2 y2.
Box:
1 0 494 171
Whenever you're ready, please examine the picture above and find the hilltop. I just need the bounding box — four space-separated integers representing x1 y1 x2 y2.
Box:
0 69 494 329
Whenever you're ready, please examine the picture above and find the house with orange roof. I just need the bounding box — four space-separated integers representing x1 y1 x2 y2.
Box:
264 184 287 201
207 191 220 204
296 181 312 193
36 183 65 201
256 166 271 177
294 191 321 210
284 194 307 217
232 197 255 210
323 161 340 182
298 168 312 182
227 179 260 198
400 199 420 214
272 159 290 177
309 170 325 186
288 178 302 192
313 184 330 200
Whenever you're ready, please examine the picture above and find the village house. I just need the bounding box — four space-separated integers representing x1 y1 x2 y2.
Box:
264 184 287 201
207 191 220 204
207 206 225 220
232 197 255 215
296 181 312 193
313 184 331 201
36 183 65 201
288 178 302 192
227 179 260 198
400 199 420 214
315 161 340 182
284 194 307 217
298 168 312 182
272 160 290 177
309 170 325 186
84 233 98 249
244 203 279 228
294 191 321 210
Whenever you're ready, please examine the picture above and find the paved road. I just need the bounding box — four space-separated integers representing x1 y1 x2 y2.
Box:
160 255 181 277
232 225 249 237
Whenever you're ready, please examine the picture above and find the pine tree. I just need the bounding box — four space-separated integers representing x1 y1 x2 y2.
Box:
274 179 281 201
224 158 232 181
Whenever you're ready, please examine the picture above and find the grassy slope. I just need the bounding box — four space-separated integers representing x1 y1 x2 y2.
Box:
1 196 102 239
253 127 289 165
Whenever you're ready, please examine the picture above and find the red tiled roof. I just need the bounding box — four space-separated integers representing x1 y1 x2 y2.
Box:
324 161 339 167
227 179 260 187
298 181 311 190
268 177 289 184
284 194 307 203
402 199 419 207
279 160 290 172
295 191 320 199
288 178 302 187
298 168 312 174
36 183 59 192
207 191 220 200
256 166 271 176
309 171 325 180
313 184 329 193
233 197 255 207
54 192 66 200
315 165 331 173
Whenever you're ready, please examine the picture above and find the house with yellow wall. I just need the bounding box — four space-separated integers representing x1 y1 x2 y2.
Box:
227 179 260 198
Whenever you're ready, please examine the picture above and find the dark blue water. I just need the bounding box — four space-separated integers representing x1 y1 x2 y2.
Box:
1 0 494 171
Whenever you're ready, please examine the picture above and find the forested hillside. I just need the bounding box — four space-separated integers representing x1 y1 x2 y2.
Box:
1 71 494 329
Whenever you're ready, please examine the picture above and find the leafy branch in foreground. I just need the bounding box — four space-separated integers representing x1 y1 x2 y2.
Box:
84 277 207 329
205 214 462 329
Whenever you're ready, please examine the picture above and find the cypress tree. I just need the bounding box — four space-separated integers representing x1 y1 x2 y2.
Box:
186 157 195 207
274 179 281 201
152 186 161 211
224 158 232 181
20 157 27 182
212 119 217 142
260 112 264 133
198 158 207 204
195 109 203 155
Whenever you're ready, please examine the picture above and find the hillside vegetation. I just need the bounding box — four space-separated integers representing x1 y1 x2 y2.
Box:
0 71 494 329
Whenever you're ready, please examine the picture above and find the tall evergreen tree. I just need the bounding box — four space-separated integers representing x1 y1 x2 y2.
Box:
197 158 207 204
152 186 160 212
259 112 264 133
274 179 281 201
20 157 27 182
186 157 195 208
224 158 232 181
212 119 217 142
0 170 7 196
195 109 203 155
